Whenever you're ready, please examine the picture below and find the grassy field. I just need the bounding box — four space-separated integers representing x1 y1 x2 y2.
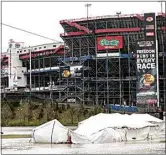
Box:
1 101 105 127
2 134 32 139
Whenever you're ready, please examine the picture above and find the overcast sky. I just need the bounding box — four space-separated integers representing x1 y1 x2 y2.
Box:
2 1 163 52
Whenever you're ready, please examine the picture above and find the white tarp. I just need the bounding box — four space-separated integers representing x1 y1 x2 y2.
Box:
71 113 165 144
31 113 165 144
74 113 156 136
32 119 69 143
70 128 126 144
130 113 163 123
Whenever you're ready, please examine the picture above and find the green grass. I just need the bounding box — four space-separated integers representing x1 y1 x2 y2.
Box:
2 134 32 139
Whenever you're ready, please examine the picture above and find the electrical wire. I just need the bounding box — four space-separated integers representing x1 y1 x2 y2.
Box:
2 23 63 43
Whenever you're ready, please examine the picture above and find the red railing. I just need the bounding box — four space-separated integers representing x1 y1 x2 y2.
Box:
60 12 165 24
95 28 141 33
54 45 64 53
19 46 65 60
60 31 86 37
60 13 144 23
136 14 144 21
60 27 141 36
161 13 166 17
66 21 90 33
161 26 166 31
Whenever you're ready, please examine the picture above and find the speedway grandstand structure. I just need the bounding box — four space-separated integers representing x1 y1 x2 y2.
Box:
1 12 166 112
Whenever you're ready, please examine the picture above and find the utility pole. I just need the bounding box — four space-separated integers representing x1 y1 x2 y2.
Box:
85 3 92 106
27 47 32 124
49 74 54 107
29 47 32 105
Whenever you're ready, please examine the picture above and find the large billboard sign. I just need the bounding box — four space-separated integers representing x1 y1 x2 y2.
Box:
97 36 123 50
136 13 158 105
136 40 157 105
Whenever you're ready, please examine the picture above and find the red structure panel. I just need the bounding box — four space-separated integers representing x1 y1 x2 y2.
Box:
95 28 141 33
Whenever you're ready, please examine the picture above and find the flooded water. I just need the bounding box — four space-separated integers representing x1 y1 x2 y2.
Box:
2 138 165 154
1 127 166 154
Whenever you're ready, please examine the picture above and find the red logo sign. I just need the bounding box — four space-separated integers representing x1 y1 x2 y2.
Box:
146 32 154 36
147 99 157 105
146 17 153 22
97 36 123 51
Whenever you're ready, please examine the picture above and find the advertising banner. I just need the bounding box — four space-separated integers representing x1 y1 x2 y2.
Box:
97 36 123 50
144 13 156 39
136 13 158 105
97 53 120 57
136 40 157 105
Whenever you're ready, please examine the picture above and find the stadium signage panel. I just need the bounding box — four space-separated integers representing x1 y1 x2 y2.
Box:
97 53 120 57
146 25 154 30
60 66 71 78
97 36 123 50
144 13 156 39
136 13 158 105
67 99 76 103
146 32 154 36
137 41 154 47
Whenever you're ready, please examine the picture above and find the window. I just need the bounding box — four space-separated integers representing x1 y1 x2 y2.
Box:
53 45 56 47
24 50 26 52
39 47 42 49
44 46 46 48
17 77 22 79
34 48 37 50
20 51 22 53
17 51 19 53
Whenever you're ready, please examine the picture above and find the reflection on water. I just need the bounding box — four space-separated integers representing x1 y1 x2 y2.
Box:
2 138 165 154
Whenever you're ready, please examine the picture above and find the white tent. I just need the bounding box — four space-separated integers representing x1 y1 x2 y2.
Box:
32 119 70 143
31 113 165 144
70 113 165 144
70 127 126 144
130 113 163 123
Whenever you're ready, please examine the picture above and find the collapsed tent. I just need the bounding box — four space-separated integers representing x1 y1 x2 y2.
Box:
31 113 165 144
70 113 165 144
31 119 70 143
70 128 127 144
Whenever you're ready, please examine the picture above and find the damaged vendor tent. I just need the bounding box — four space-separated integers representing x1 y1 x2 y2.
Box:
70 113 165 144
31 113 165 144
31 119 70 143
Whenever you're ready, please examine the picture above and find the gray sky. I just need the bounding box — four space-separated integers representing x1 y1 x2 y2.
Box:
2 2 162 52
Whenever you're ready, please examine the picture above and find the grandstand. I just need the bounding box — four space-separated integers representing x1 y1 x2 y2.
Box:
1 12 166 112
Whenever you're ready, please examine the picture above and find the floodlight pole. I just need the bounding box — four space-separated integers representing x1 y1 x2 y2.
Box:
116 12 122 106
85 3 92 21
161 1 163 13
